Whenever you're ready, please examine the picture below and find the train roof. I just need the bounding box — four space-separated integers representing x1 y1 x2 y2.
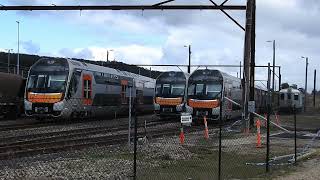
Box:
280 88 301 94
67 59 156 87
156 71 189 80
31 58 155 88
190 68 267 91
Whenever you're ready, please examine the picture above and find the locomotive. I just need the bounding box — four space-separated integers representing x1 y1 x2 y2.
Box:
24 58 155 119
154 71 189 119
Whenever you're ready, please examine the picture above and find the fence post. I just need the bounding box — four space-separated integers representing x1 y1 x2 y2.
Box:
133 102 137 180
218 91 223 180
266 63 271 173
294 104 297 164
128 87 132 148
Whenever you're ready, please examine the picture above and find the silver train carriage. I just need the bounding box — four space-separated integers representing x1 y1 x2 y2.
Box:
185 69 267 122
24 58 155 119
153 71 189 119
279 88 304 112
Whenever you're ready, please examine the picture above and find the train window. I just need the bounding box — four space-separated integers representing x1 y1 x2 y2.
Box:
156 84 161 95
188 84 195 95
280 94 285 100
294 94 299 100
83 80 92 99
27 75 37 89
196 84 204 95
48 75 66 88
171 84 185 96
67 73 79 98
206 84 222 98
162 84 170 95
287 93 291 100
37 75 47 88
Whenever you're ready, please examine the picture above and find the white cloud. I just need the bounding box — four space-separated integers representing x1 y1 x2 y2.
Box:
2 0 320 92
57 44 163 64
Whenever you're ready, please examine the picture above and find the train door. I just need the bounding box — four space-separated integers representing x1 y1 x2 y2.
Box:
121 80 128 104
136 89 144 105
82 74 92 105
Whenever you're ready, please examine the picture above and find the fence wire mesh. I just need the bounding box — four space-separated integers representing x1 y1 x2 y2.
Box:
0 96 319 179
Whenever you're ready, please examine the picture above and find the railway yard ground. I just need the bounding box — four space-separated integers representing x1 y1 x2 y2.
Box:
0 113 319 179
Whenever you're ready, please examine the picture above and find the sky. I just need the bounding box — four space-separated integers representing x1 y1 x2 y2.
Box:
0 0 319 92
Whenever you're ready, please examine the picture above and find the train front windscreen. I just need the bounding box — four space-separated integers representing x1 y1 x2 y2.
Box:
156 83 185 97
27 59 69 94
188 83 222 99
27 73 68 94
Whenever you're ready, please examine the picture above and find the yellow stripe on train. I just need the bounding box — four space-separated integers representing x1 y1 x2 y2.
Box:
188 99 219 109
27 92 63 103
156 97 182 106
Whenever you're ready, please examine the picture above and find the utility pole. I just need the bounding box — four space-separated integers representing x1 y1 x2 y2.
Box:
249 0 256 127
240 61 242 79
107 50 109 62
5 49 13 73
242 0 253 129
278 66 281 107
266 40 275 107
107 49 114 62
272 40 275 91
184 45 191 73
16 21 20 75
242 0 255 127
314 69 316 108
150 67 152 78
301 56 308 111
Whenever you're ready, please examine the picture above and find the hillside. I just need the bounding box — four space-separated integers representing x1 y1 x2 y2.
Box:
0 52 161 79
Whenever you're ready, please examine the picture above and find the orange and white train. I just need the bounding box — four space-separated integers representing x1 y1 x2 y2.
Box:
185 69 267 123
24 58 155 119
153 71 189 119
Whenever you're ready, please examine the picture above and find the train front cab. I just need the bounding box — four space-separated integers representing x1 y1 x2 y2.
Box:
154 84 186 119
24 58 73 119
154 72 187 120
279 88 303 112
185 69 224 123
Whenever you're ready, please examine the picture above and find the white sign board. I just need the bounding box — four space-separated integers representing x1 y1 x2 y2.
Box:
181 113 192 125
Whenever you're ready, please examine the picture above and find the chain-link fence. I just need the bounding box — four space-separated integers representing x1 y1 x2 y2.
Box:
0 95 319 179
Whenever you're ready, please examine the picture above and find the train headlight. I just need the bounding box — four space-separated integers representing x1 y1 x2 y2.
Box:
53 101 64 111
212 106 220 115
154 103 160 111
24 100 32 111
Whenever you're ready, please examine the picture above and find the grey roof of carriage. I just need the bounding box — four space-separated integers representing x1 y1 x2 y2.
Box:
68 59 155 87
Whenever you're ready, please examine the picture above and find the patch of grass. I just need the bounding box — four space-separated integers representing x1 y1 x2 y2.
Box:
138 146 268 180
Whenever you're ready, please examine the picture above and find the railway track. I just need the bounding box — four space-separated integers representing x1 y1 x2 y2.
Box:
0 120 179 147
0 119 185 160
0 115 235 161
0 114 159 132
0 125 194 160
